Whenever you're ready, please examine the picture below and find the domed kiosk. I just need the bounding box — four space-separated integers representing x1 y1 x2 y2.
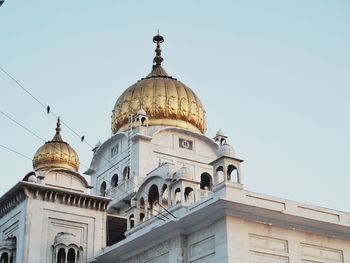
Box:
30 118 91 194
33 118 80 172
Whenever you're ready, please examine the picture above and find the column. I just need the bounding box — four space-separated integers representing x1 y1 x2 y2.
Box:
145 201 149 219
237 166 242 184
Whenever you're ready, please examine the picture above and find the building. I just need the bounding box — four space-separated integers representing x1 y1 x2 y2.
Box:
1 34 350 263
0 118 110 263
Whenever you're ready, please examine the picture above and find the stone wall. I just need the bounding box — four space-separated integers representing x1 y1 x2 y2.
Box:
227 216 350 262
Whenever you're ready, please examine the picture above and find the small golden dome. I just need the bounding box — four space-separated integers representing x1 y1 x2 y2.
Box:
33 118 80 172
111 35 207 134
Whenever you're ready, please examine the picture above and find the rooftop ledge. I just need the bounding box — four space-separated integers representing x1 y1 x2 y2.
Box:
96 181 350 262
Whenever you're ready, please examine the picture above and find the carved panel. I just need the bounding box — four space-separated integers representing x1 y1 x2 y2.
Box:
2 221 19 239
147 253 169 263
298 206 340 223
246 195 286 211
249 234 288 253
300 243 343 262
250 251 289 263
123 239 175 263
190 236 215 262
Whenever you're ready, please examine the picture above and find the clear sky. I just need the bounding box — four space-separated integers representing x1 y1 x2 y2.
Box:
0 1 349 212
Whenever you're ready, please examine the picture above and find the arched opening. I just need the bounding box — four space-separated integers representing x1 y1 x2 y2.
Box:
57 248 66 263
175 188 181 204
140 212 145 222
123 166 130 180
227 165 238 182
148 185 159 214
139 197 145 222
141 117 146 126
161 184 168 207
67 248 76 263
200 173 212 190
1 253 9 263
9 236 16 263
216 166 224 172
184 187 194 204
111 174 118 188
216 166 224 183
220 138 226 145
129 214 135 228
100 181 107 196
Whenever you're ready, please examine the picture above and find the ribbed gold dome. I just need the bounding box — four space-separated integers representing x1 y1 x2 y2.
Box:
111 35 207 134
33 118 80 172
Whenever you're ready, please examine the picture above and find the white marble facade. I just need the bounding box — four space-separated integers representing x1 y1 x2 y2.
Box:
0 168 109 263
1 35 350 263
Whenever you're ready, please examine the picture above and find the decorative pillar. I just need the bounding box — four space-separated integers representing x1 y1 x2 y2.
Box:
237 166 242 184
145 201 150 219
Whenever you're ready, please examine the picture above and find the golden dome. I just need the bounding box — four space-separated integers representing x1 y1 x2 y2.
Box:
33 118 80 172
111 35 207 134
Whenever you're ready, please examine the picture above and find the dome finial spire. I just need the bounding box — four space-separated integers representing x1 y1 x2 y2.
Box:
152 31 164 66
52 117 63 142
56 117 61 134
33 115 80 172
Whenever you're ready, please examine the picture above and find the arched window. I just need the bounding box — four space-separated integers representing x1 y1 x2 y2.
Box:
57 248 65 263
161 184 168 206
184 187 194 204
111 174 118 188
139 197 145 222
216 166 224 183
11 236 16 263
140 213 145 222
52 233 82 263
141 117 147 126
139 197 145 209
175 188 181 204
67 248 76 263
148 185 159 212
123 166 130 180
0 236 16 263
200 173 212 190
227 165 237 182
100 181 107 196
129 214 135 228
1 252 9 263
216 166 224 173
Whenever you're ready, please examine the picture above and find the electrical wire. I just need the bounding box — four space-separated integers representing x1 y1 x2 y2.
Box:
0 106 159 218
0 143 32 160
0 65 176 220
0 66 47 109
0 109 45 143
0 66 130 179
0 105 128 200
0 109 90 170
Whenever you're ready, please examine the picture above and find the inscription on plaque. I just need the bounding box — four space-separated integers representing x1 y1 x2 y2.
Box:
179 138 193 150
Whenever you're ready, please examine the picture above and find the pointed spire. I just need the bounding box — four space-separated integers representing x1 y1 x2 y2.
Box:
52 117 63 142
56 117 61 133
153 31 164 67
145 32 169 78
